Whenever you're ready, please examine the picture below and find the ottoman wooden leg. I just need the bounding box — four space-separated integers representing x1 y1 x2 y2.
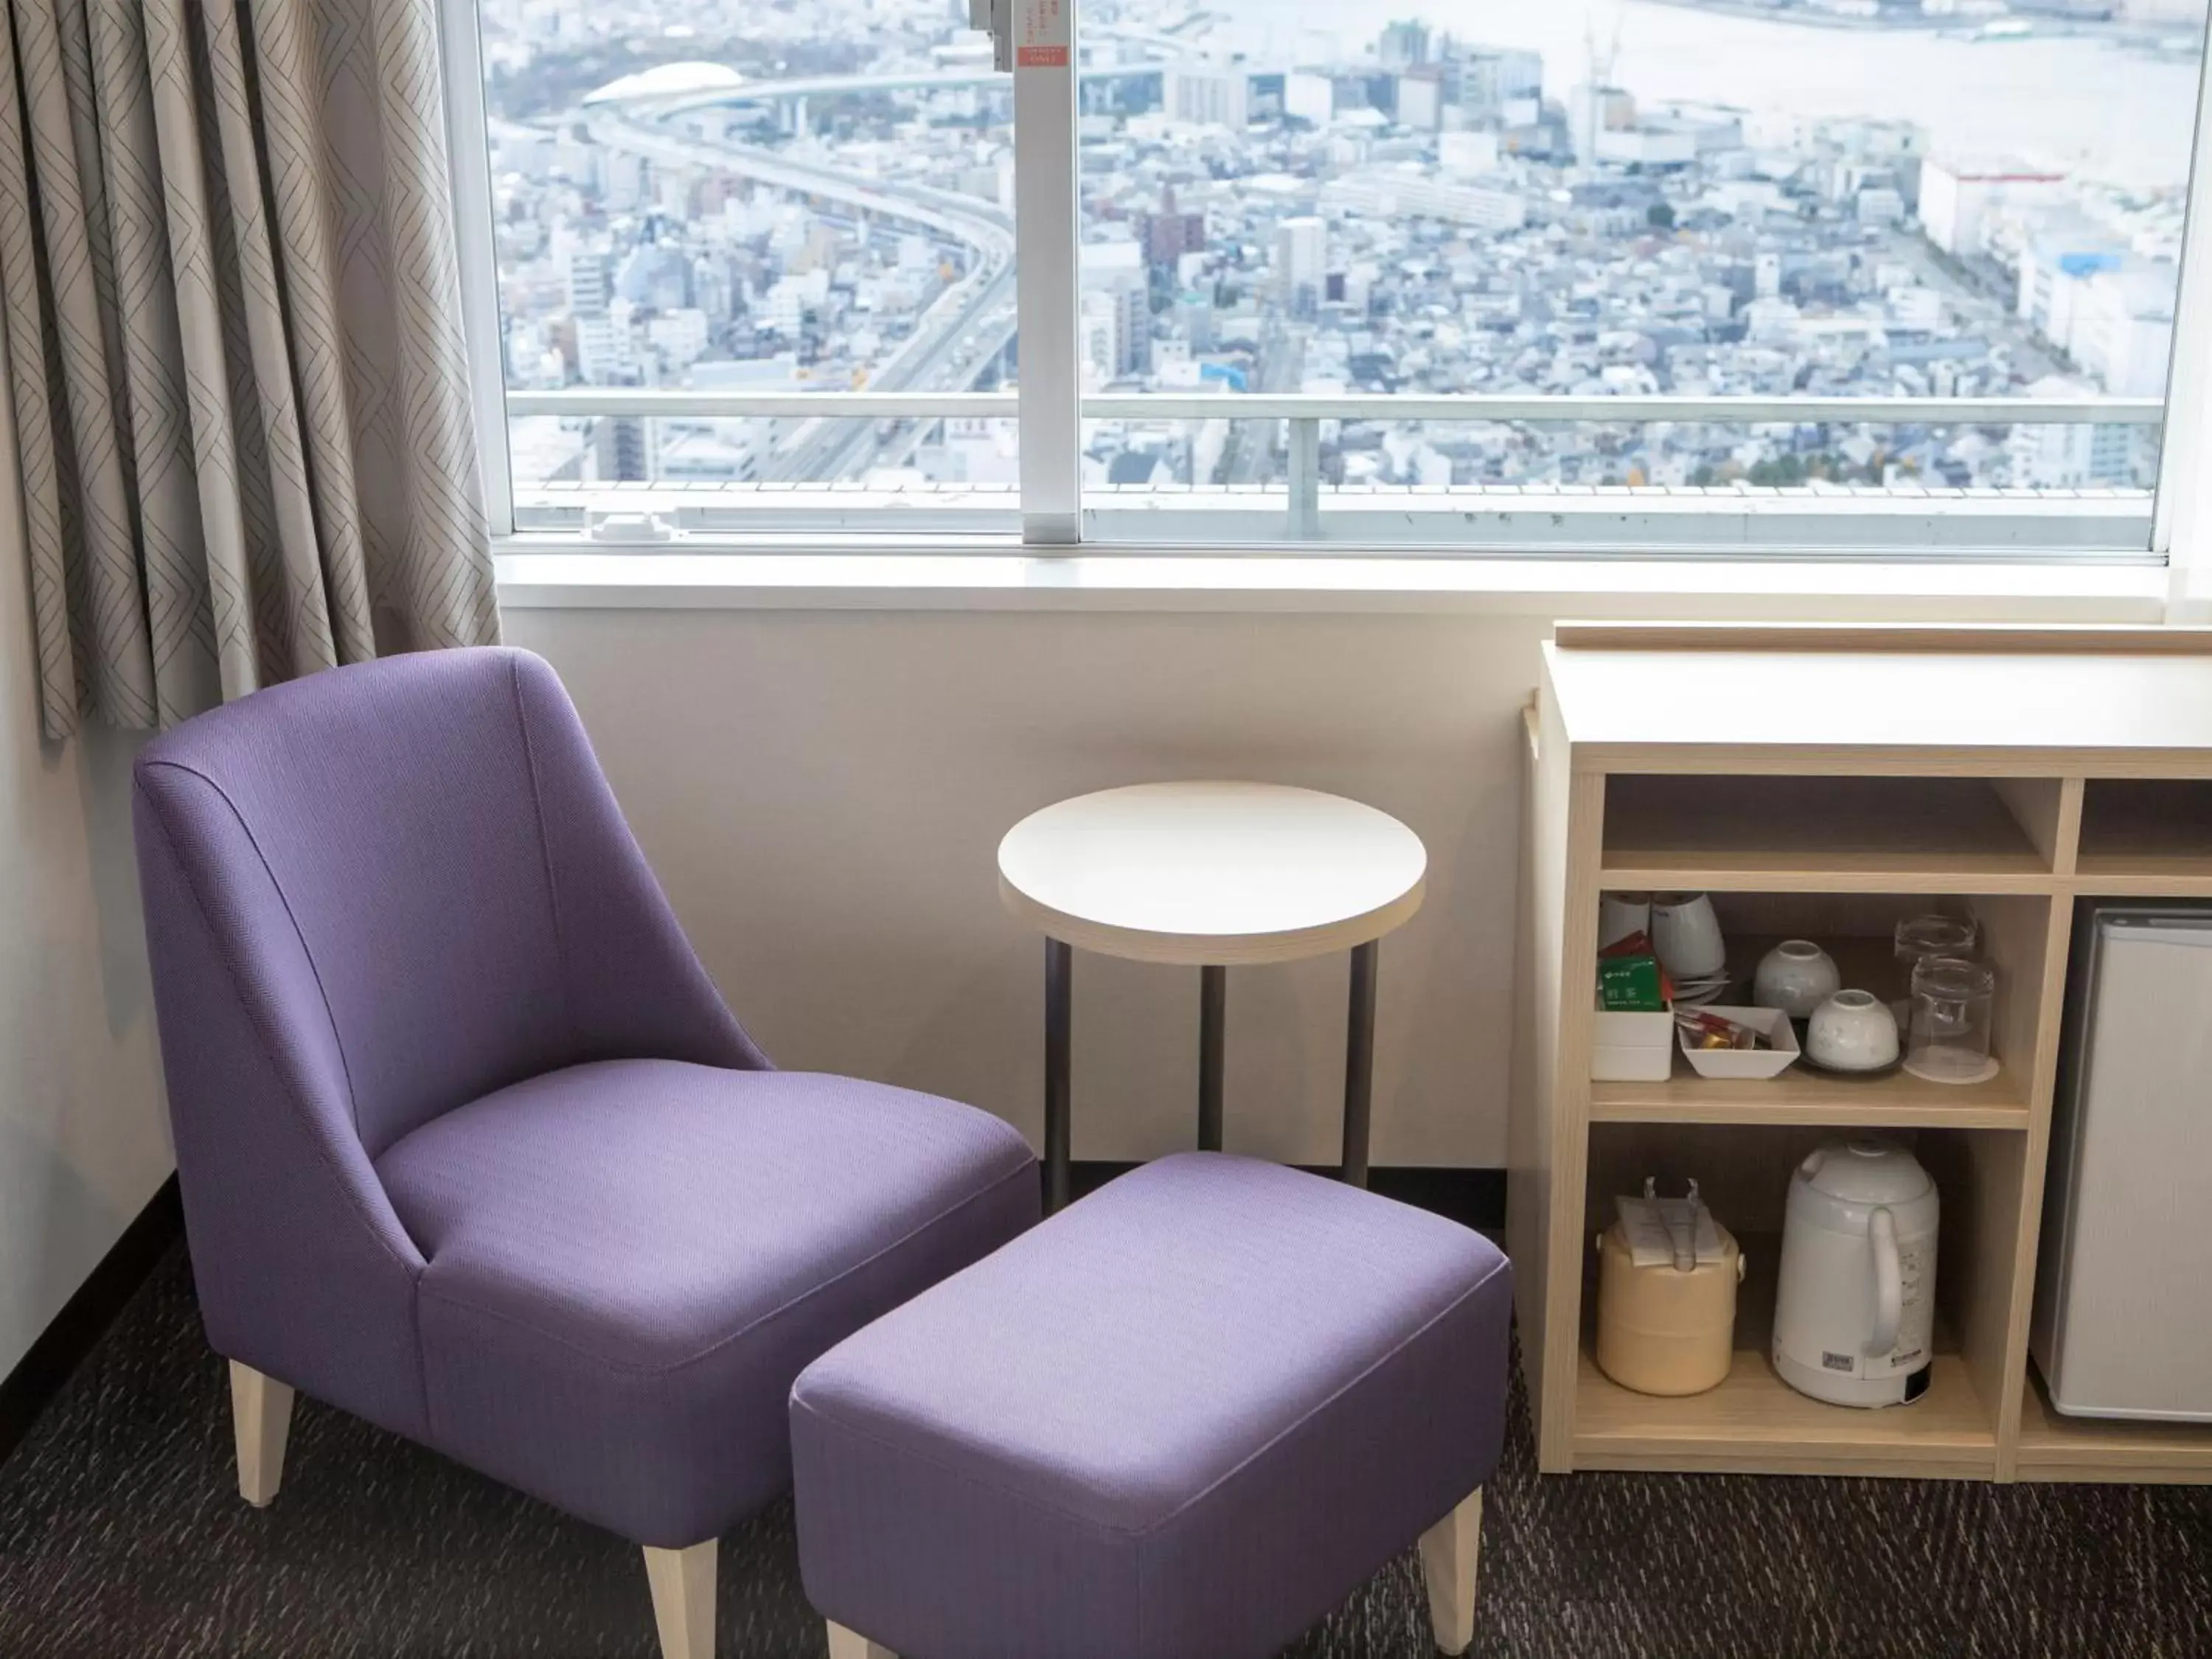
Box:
1417 1486 1483 1656
826 1621 896 1659
644 1540 716 1659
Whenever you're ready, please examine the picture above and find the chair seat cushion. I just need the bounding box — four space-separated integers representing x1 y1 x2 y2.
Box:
790 1152 1513 1659
376 1060 1037 1546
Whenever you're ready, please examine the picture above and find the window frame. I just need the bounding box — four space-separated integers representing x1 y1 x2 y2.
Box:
445 0 509 538
439 0 2212 571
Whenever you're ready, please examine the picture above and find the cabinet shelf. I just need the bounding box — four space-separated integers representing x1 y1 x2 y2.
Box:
1590 925 2036 1129
2070 863 2212 897
2073 780 2212 894
1590 1061 2028 1130
2016 1366 2212 1484
1574 1346 1997 1479
1573 1231 1995 1478
1600 773 2052 892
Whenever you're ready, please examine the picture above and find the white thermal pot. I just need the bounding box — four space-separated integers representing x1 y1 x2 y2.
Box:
1772 1138 1940 1408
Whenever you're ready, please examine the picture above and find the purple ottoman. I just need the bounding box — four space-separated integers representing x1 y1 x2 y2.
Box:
790 1153 1513 1659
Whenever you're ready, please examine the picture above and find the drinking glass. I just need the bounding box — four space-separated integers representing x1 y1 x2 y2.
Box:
1905 956 1997 1084
1895 914 1978 971
1893 914 1978 1004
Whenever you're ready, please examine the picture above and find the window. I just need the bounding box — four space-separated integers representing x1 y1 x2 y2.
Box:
447 0 2211 560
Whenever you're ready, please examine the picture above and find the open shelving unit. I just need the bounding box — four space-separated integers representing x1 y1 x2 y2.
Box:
1514 624 2212 1483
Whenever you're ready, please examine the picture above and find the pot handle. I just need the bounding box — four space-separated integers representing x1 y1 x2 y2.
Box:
1866 1206 1903 1359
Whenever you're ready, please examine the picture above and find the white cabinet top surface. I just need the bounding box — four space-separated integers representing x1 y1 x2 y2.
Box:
1545 639 2212 773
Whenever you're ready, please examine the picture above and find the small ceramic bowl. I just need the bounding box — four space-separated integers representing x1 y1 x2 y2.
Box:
1806 989 1901 1073
1677 1005 1801 1080
1753 939 1841 1020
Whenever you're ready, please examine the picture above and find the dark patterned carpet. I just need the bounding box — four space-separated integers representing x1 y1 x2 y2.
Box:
1 1246 2209 1658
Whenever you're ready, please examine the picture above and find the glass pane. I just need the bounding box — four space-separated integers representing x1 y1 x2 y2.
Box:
1077 0 2204 546
476 1 1018 524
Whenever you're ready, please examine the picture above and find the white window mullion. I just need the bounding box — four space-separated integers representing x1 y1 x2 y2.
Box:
439 0 513 538
2157 43 2212 614
1012 0 1080 546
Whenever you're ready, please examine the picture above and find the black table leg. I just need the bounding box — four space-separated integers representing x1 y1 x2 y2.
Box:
1045 938 1072 1214
1198 964 1226 1152
1343 939 1377 1187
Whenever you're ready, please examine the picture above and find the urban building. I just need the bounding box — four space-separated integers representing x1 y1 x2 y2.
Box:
469 1 2188 498
1920 158 2066 259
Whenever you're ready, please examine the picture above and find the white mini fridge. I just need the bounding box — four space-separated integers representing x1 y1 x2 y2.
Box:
2033 904 2212 1421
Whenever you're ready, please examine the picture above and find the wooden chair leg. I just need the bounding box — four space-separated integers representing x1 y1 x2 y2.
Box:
643 1540 717 1659
825 1622 896 1659
228 1360 294 1509
1417 1486 1483 1656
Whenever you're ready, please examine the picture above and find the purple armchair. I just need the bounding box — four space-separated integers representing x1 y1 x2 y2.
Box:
131 647 1039 1659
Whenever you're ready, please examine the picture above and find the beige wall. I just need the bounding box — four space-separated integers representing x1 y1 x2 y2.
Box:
0 427 170 1379
506 567 2160 1169
509 605 1546 1166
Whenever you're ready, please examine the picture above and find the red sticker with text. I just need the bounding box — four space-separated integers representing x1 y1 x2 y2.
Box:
1018 0 1068 68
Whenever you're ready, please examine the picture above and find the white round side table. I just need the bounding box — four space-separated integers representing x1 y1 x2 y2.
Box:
997 781 1427 1211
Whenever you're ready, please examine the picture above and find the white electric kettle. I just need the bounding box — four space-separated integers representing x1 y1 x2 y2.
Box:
1772 1138 1939 1408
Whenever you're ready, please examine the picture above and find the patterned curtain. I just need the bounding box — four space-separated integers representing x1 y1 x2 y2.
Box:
0 0 499 741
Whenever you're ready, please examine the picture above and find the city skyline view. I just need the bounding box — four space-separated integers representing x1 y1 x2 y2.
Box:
476 0 2207 528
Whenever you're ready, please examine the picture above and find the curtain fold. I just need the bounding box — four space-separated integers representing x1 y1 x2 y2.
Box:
0 0 498 740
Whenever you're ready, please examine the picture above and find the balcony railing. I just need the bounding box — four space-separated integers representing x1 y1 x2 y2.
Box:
499 389 2164 554
505 390 1019 419
502 388 2163 422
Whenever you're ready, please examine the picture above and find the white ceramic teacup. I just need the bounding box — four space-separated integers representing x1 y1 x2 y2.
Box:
1599 891 1652 950
1753 939 1842 1020
1650 891 1727 980
1806 989 1901 1072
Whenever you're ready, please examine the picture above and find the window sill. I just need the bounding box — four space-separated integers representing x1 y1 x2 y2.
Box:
495 546 2174 622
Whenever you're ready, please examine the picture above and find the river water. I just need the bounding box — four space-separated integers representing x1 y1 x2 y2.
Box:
1208 0 2202 188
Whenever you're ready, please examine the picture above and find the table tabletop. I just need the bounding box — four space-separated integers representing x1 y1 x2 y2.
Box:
997 781 1427 966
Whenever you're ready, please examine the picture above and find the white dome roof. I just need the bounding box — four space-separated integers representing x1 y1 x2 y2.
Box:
583 61 746 106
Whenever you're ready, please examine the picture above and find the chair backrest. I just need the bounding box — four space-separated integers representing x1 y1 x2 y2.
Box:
135 647 762 1160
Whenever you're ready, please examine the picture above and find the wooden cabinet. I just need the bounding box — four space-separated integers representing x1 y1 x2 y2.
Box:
1514 624 2212 1483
